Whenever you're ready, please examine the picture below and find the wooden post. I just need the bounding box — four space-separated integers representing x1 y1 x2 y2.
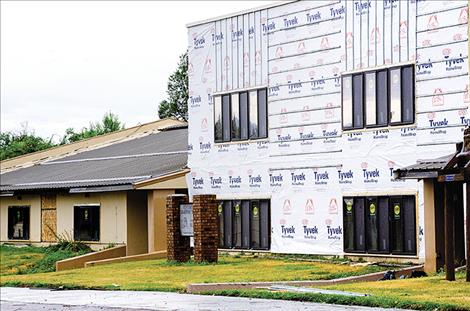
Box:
467 182 470 282
444 184 455 281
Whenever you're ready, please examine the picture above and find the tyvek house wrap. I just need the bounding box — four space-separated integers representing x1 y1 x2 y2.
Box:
186 0 469 257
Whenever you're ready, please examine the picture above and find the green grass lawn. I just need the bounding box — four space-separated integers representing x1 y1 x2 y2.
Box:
206 271 470 311
0 245 46 275
0 255 389 291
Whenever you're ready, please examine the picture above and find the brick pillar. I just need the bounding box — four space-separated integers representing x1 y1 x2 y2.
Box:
166 194 190 262
193 194 218 263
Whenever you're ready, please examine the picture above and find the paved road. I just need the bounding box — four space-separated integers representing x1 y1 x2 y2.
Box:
0 287 406 311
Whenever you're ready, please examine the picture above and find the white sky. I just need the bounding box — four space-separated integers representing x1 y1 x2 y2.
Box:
1 1 269 140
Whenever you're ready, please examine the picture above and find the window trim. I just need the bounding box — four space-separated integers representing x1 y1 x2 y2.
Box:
73 204 101 242
341 62 416 131
7 205 30 241
213 86 268 144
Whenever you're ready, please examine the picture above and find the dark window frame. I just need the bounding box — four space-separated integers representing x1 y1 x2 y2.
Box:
217 199 270 250
74 205 100 242
343 195 417 256
341 64 415 131
7 206 30 240
213 87 268 143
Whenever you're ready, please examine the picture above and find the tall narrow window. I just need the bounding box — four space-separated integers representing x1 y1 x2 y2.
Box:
343 198 355 252
8 206 30 240
353 74 364 129
366 197 378 252
258 89 268 138
240 92 249 140
365 72 377 126
222 94 231 142
390 68 401 124
376 70 388 126
403 196 417 254
231 93 240 140
250 200 261 249
401 66 414 124
259 200 270 249
354 197 366 252
232 200 242 248
241 200 251 248
249 90 258 138
223 201 233 248
378 197 390 253
390 197 404 253
218 202 225 248
74 205 100 241
342 76 353 129
214 96 223 142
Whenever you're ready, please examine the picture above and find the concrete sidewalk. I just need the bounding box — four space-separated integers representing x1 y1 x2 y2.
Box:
0 287 405 311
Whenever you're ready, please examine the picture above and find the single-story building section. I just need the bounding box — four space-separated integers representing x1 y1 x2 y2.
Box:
0 122 188 256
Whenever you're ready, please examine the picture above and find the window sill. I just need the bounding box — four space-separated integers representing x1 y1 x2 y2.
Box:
214 138 269 146
342 123 416 134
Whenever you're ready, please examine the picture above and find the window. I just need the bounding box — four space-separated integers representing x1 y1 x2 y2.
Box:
343 195 416 255
213 88 268 143
342 64 414 130
217 199 270 250
8 206 30 240
74 205 100 241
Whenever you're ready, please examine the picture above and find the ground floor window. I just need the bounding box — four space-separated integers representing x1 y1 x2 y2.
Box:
218 199 270 250
343 195 416 255
74 205 100 241
8 206 30 240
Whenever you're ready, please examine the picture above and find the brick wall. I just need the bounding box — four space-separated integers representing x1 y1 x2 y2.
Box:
166 194 191 262
193 194 218 263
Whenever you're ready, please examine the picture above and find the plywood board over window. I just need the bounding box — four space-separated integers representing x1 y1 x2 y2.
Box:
41 194 57 242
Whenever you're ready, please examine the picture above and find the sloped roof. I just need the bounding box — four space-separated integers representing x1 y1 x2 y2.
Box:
393 154 455 179
0 126 188 192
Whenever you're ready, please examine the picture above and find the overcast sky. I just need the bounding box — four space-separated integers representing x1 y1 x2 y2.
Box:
1 1 269 140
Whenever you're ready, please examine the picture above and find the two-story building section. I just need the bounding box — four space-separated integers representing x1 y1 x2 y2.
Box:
186 0 469 262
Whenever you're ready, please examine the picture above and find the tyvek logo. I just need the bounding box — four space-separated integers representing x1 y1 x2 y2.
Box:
209 172 222 189
325 218 342 240
247 169 262 188
280 219 295 238
321 123 338 138
299 126 314 142
269 85 280 97
261 20 276 33
199 136 211 154
305 199 315 215
193 33 206 49
388 161 404 182
269 173 283 187
459 109 470 126
306 10 321 23
291 171 306 186
302 219 318 239
446 53 464 71
313 168 329 185
428 112 449 128
297 41 306 53
338 167 353 184
432 88 444 106
399 21 407 39
370 27 381 44
283 16 298 28
190 94 202 108
275 47 284 58
427 15 439 31
201 118 208 132
212 32 223 45
459 7 468 24
346 32 353 49
277 128 292 144
362 162 380 183
228 170 242 189
283 199 292 215
320 37 329 50
191 172 204 190
417 59 433 75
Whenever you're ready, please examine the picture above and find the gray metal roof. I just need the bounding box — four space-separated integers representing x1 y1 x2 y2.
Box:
393 153 454 180
1 127 188 192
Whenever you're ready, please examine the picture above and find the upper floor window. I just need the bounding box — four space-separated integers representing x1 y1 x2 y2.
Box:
214 88 268 143
342 64 414 131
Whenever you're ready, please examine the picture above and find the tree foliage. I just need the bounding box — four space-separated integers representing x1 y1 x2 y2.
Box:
60 112 124 144
1 113 125 161
0 124 55 161
158 52 188 121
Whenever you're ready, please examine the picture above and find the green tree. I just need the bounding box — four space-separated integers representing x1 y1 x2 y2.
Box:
61 112 125 144
158 52 188 121
0 124 55 161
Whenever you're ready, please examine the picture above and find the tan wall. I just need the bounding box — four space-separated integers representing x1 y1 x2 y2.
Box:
0 195 41 243
126 191 148 256
148 189 174 252
56 192 127 247
423 179 437 273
